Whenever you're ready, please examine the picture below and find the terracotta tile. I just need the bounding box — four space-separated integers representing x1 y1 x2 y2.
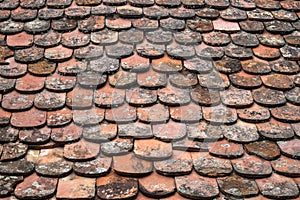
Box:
0 47 14 65
271 155 300 177
66 86 93 109
28 60 56 76
113 153 153 176
213 18 240 33
153 120 186 142
19 126 51 144
134 139 172 161
0 158 34 176
187 17 213 33
229 71 262 89
109 69 137 88
73 106 105 126
277 139 300 159
170 103 202 122
91 4 116 15
36 148 72 177
57 173 95 199
73 155 112 177
174 29 201 45
292 123 300 137
281 1 300 11
65 2 90 18
139 171 175 198
255 173 299 199
253 45 281 60
284 31 300 47
77 71 107 88
172 137 212 152
265 20 295 34
45 73 76 92
0 142 28 161
220 7 247 21
121 53 150 73
2 91 34 111
209 139 244 158
160 192 190 200
166 42 195 60
252 87 286 107
190 86 221 106
0 10 10 22
156 0 180 7
52 17 77 32
91 28 118 45
96 172 138 199
106 43 134 59
256 118 295 140
132 18 159 30
105 104 136 123
47 0 72 8
271 104 300 123
202 31 230 46
83 122 117 142
237 103 270 123
256 0 280 10
143 5 169 19
117 5 143 17
58 58 87 75
0 20 23 35
106 16 131 30
146 29 172 44
0 77 15 93
192 152 232 177
38 8 64 20
126 87 157 106
217 174 259 198
207 0 230 9
295 75 300 86
175 171 219 199
7 32 33 49
154 151 192 176
34 90 65 110
187 121 223 141
280 45 300 60
20 0 45 8
44 45 73 62
220 86 253 108
101 138 133 156
24 18 50 34
152 54 182 73
0 126 19 143
14 46 44 63
137 67 167 88
136 40 165 58
257 32 285 47
203 104 237 124
184 57 213 73
74 45 104 60
11 108 46 128
198 70 230 89
94 83 125 108
51 123 82 143
161 18 186 31
0 108 10 126
61 29 90 48
90 55 119 74
261 74 294 90
158 84 190 106
15 173 57 199
196 7 220 19
137 104 169 123
239 20 264 33
64 139 100 161
118 122 152 139
28 140 60 150
0 175 23 197
11 7 37 22
34 30 61 48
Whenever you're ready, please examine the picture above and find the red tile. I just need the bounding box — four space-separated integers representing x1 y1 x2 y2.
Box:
252 87 286 107
271 155 300 177
271 104 300 123
261 74 294 90
61 29 90 48
57 173 95 199
134 139 172 161
11 108 46 128
2 91 34 111
96 172 138 199
7 32 33 49
137 67 167 88
132 18 159 30
106 16 131 30
217 174 259 198
170 103 202 122
190 86 221 106
15 173 57 199
19 126 51 144
113 153 153 176
187 121 223 141
253 45 281 60
0 10 10 21
153 120 186 142
256 173 299 199
58 58 87 75
15 74 44 93
76 0 102 5
36 148 72 177
47 0 72 8
244 140 280 160
121 53 150 73
237 103 270 123
34 30 61 48
108 69 137 88
203 104 237 124
192 152 232 177
105 103 136 123
64 2 90 19
154 151 192 176
1 142 28 161
152 54 182 73
51 123 82 143
197 70 230 89
64 139 100 161
220 86 253 108
126 87 157 106
66 86 93 109
280 1 300 11
73 106 105 126
285 31 300 47
277 139 300 159
137 104 169 123
94 83 125 108
223 120 259 143
118 122 152 139
11 7 37 22
139 171 175 198
209 140 244 158
101 138 133 156
44 45 73 62
47 107 72 127
0 108 10 126
175 171 219 199
213 18 240 33
83 122 117 142
158 84 190 106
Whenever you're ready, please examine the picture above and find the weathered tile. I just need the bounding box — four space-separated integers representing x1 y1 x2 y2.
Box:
47 0 72 8
229 71 262 89
0 47 14 65
223 121 259 143
271 104 300 123
134 139 172 161
91 4 116 15
45 73 76 92
195 43 224 60
202 31 231 46
24 19 50 34
75 0 101 5
121 53 150 73
36 148 72 177
117 5 142 17
203 105 237 124
139 171 175 198
11 108 46 128
52 17 77 32
182 0 205 8
0 126 19 143
220 7 247 21
175 171 219 199
126 87 157 106
57 174 95 199
158 85 190 106
136 41 165 58
96 172 138 199
152 54 182 73
280 1 300 11
271 155 300 177
19 126 51 144
217 174 259 198
118 122 152 139
119 28 144 45
272 9 298 22
11 7 37 22
292 122 300 137
153 120 186 142
257 32 285 47
90 55 119 74
105 104 136 123
0 108 11 126
137 67 167 88
64 139 100 161
172 137 212 152
106 16 131 30
247 9 274 21
83 122 117 142
220 86 253 108
280 45 300 60
195 7 220 19
113 153 153 176
187 121 223 141
265 20 295 34
132 18 159 30
169 6 195 19
77 71 107 88
231 32 259 47
190 86 221 106
225 44 253 60
38 8 64 20
245 140 280 160
0 158 34 176
253 45 281 60
34 90 65 110
34 31 61 48
284 31 300 47
66 86 93 109
128 0 154 7
45 45 73 62
137 104 169 123
252 87 286 107
28 60 56 76
73 106 105 126
51 123 81 144
143 5 169 19
94 83 125 108
187 17 213 33
74 45 104 60
101 138 133 156
239 20 264 33
174 29 201 45
170 103 202 122
192 152 232 177
184 57 213 74
20 0 45 8
15 173 57 199
237 103 270 123
255 0 280 10
14 46 44 63
106 43 134 59
61 29 90 48
2 91 34 111
256 118 294 140
256 173 299 199
0 10 10 21
261 74 294 90
0 20 23 35
161 18 185 31
64 3 90 19
209 140 244 158
0 142 28 161
0 176 23 197
277 139 300 159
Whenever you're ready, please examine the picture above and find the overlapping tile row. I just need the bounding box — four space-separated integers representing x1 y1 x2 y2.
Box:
0 0 299 199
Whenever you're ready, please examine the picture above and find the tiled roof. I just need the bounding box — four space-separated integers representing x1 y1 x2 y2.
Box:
0 0 299 199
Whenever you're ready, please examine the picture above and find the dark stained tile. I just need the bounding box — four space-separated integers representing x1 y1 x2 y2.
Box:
187 121 223 141
101 138 133 156
143 5 169 19
52 17 77 33
75 45 104 60
213 18 240 33
45 73 76 92
190 86 221 106
61 29 90 48
90 55 119 74
0 142 28 161
83 122 117 142
77 71 107 88
113 153 153 176
19 126 51 144
6 32 33 49
64 2 90 19
136 41 165 58
261 74 294 90
152 54 182 73
38 8 64 20
220 86 253 108
257 32 285 48
0 59 27 78
14 46 44 63
225 44 253 60
94 83 125 108
57 173 95 199
73 155 112 177
195 43 224 60
137 103 169 123
66 86 93 109
119 122 152 139
0 20 23 35
195 7 220 19
28 60 56 76
169 6 195 19
220 7 247 21
158 84 190 106
34 90 65 110
209 139 243 158
45 45 73 62
247 9 274 21
237 103 270 123
96 172 138 199
161 18 185 31
223 121 259 143
280 45 300 60
205 0 229 9
175 171 219 199
47 0 72 8
184 57 213 73
239 20 264 33
134 139 172 161
0 47 14 65
51 123 82 143
1 91 34 111
105 103 136 123
203 104 237 124
256 118 294 140
73 106 105 126
0 126 19 143
0 175 23 197
156 0 181 7
270 59 299 75
91 4 116 15
153 120 186 142
272 9 298 22
11 108 46 128
11 7 37 22
14 173 57 199
128 0 155 7
265 20 295 34
187 17 213 33
271 155 300 177
214 57 242 74
255 0 280 10
252 87 286 107
126 87 157 106
166 42 195 60
36 148 72 177
245 140 280 160
139 171 175 198
119 28 144 45
170 103 202 122
34 31 61 48
174 29 201 45
0 158 34 176
277 139 300 159
284 31 300 47
255 173 299 199
121 53 150 73
106 43 134 59
64 139 100 161
192 152 232 177
132 18 159 30
229 71 262 89
217 174 259 198
0 108 11 126
78 15 104 33
280 1 300 11
271 104 300 123
231 32 259 47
